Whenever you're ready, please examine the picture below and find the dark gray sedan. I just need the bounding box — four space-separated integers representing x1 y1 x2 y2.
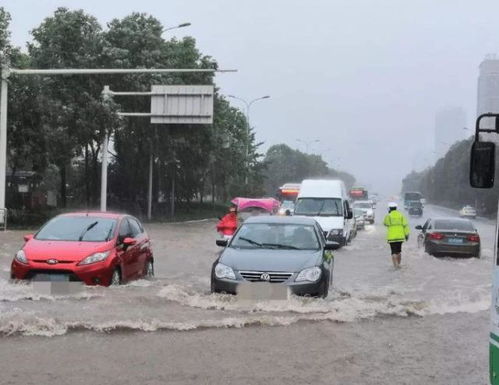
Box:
415 217 480 258
211 216 335 298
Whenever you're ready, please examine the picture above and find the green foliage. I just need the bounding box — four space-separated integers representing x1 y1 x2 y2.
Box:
402 138 499 214
263 144 355 194
2 8 264 219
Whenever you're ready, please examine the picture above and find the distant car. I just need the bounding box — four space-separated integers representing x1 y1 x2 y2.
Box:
459 205 477 219
10 212 154 285
353 208 366 230
278 200 295 216
352 200 375 224
211 216 335 298
415 217 480 258
408 201 423 217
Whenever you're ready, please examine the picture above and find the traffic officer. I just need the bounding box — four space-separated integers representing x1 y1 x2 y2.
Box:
383 202 410 269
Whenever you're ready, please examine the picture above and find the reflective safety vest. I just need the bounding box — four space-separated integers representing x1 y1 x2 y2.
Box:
383 210 409 243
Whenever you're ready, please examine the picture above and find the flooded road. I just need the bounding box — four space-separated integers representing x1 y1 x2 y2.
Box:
0 203 493 384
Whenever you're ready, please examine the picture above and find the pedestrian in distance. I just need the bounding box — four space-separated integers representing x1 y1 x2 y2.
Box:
216 203 239 239
383 202 410 269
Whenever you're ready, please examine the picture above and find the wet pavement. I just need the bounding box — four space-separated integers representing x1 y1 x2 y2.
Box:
0 203 493 384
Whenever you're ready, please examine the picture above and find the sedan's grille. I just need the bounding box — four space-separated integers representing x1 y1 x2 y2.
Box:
239 271 293 283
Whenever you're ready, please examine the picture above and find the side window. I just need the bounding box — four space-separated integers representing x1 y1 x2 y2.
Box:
118 219 131 240
316 224 326 244
343 201 349 217
128 218 142 237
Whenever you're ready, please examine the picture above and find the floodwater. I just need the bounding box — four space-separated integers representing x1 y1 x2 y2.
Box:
0 203 493 384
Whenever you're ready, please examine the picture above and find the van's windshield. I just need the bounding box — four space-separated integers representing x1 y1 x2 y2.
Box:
294 198 343 217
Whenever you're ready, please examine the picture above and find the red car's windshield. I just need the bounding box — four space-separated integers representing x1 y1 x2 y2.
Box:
35 216 117 242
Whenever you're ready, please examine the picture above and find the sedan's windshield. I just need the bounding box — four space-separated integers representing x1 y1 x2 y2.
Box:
353 208 365 216
231 223 320 250
353 202 371 209
434 220 474 231
35 216 117 242
294 198 343 216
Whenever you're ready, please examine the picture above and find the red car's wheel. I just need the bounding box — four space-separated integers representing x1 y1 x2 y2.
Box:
110 268 121 286
144 259 154 279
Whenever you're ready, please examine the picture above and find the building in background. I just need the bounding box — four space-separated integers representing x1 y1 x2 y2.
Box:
478 55 499 116
434 107 467 160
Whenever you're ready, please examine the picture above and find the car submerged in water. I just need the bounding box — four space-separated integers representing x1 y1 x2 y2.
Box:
211 216 335 298
10 212 154 286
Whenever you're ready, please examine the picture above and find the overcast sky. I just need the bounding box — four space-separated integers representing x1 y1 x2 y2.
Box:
4 0 499 195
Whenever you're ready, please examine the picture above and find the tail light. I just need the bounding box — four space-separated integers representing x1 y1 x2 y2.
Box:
428 232 444 240
467 234 480 242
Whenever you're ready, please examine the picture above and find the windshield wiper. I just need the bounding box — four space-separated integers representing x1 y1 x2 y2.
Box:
261 243 299 249
78 221 98 241
105 226 114 241
238 237 263 247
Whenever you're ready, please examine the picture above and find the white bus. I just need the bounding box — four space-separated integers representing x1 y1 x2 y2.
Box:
469 113 499 384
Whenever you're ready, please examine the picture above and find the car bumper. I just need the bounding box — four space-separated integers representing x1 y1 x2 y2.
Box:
426 241 480 256
212 276 327 297
10 259 116 286
326 234 346 247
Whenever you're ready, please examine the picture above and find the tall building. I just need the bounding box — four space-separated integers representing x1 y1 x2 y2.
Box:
477 55 499 116
434 107 467 160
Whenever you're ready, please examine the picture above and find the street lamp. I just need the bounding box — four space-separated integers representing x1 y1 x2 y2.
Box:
227 94 271 184
296 138 320 153
164 22 192 32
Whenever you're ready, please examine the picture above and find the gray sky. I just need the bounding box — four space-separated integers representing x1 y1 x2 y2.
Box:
4 0 499 195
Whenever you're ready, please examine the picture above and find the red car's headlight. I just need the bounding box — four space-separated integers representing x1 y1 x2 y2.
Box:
15 250 28 264
78 251 110 266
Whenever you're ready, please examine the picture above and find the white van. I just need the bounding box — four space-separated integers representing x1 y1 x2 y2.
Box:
294 179 353 247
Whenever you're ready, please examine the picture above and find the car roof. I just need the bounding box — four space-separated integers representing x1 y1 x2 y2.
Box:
431 217 472 223
243 215 318 225
58 211 127 220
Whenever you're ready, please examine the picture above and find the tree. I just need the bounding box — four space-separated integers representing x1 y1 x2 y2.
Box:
28 7 108 207
263 144 355 195
402 137 499 214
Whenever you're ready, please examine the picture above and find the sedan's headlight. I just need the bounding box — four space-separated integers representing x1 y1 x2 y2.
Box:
214 263 236 280
78 251 110 266
328 229 343 240
295 266 322 282
15 250 28 264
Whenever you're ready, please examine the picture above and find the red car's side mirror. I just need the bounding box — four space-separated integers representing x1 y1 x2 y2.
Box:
123 237 136 246
23 234 34 242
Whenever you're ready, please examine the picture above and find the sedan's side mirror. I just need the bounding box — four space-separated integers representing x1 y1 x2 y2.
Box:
123 237 136 246
470 141 495 188
415 225 423 230
216 239 228 247
325 241 339 250
23 234 34 242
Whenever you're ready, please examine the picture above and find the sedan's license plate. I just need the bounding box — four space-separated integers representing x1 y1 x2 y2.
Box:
237 282 289 300
448 238 463 244
32 273 70 282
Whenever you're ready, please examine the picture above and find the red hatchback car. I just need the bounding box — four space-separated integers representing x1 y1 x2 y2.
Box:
10 212 154 286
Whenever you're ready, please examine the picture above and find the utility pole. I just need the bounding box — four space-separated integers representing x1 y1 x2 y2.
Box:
227 95 270 185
